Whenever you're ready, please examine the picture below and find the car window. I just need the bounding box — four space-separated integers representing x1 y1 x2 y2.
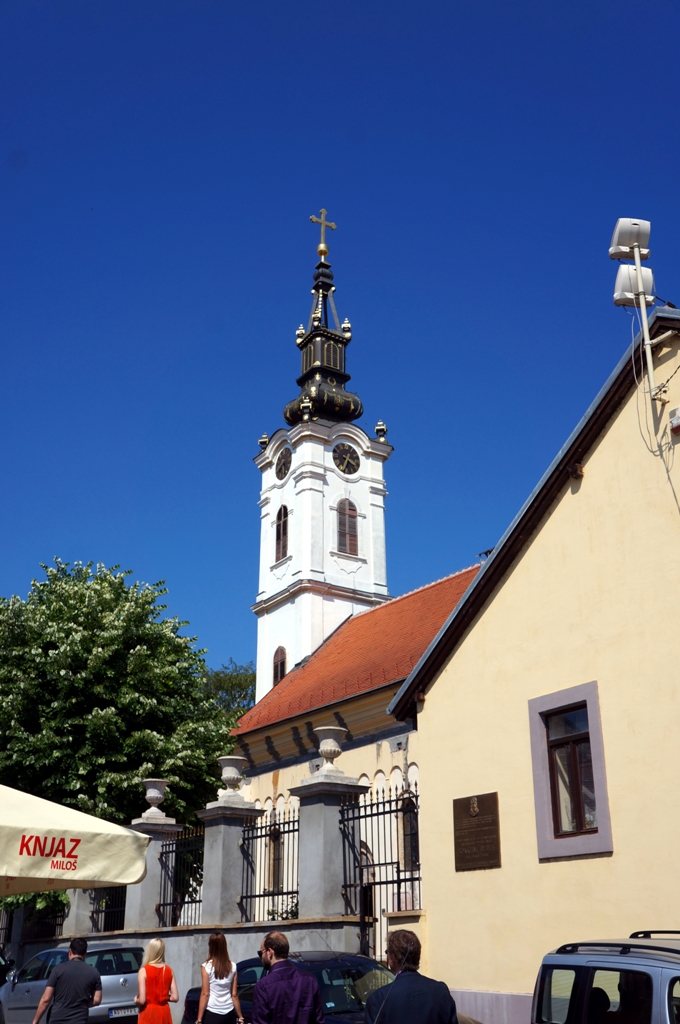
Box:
42 951 69 979
668 978 680 1024
85 949 143 976
17 955 47 983
309 964 395 1014
536 967 580 1024
237 964 265 1000
586 969 652 1024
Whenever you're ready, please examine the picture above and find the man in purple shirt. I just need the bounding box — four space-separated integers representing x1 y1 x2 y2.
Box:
252 931 324 1024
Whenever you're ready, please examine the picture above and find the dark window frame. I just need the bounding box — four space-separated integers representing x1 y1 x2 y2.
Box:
546 703 597 838
528 681 613 861
338 499 358 556
273 646 286 687
275 506 288 562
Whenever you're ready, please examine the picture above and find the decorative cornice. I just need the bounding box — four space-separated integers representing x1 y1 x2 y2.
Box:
252 577 390 616
254 421 393 471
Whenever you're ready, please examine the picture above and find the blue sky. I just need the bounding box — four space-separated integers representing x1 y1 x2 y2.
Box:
2 0 679 669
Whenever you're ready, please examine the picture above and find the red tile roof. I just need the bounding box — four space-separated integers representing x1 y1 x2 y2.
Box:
233 566 479 736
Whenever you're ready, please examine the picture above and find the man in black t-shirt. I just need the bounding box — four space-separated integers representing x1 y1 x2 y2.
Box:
32 937 102 1024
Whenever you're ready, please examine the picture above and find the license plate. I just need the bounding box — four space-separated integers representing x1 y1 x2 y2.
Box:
109 1009 139 1018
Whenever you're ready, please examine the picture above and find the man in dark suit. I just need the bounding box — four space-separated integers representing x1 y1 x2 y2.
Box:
364 929 457 1024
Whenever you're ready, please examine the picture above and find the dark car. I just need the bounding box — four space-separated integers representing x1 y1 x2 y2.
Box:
182 951 394 1024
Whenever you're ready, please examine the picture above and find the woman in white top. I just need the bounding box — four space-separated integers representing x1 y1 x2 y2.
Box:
197 933 243 1024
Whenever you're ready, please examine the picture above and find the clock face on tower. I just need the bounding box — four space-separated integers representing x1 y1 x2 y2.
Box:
275 448 292 480
333 443 360 475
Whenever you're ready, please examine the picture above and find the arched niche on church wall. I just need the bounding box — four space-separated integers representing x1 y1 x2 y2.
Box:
373 770 387 798
407 762 419 792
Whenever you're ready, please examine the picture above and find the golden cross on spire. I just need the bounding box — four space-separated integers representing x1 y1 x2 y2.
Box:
310 208 336 260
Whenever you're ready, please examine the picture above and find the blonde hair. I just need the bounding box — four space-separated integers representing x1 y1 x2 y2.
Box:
142 939 166 967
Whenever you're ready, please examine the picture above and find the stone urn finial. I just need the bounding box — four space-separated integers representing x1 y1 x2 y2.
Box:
139 778 173 821
314 726 348 776
216 755 249 802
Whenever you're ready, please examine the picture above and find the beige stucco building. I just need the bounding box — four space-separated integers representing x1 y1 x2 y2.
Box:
388 306 680 1022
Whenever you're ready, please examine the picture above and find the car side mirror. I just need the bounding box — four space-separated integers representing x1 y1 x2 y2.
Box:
7 970 16 985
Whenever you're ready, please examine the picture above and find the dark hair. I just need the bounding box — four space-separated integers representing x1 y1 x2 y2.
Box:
386 930 420 972
207 933 231 980
70 938 88 957
263 931 289 960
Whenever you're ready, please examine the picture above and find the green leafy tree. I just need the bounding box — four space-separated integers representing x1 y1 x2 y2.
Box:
0 559 242 824
204 658 255 715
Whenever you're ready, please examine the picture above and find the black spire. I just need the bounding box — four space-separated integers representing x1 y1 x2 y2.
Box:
283 211 363 426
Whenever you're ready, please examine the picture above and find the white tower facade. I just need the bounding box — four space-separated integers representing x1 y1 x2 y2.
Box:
252 214 393 702
253 420 392 702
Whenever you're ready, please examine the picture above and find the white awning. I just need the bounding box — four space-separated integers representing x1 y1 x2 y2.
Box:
0 785 150 894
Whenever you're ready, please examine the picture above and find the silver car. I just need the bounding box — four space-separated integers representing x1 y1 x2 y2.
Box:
0 944 143 1024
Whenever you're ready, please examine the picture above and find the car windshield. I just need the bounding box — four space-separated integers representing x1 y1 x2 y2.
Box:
85 949 144 975
307 963 394 1015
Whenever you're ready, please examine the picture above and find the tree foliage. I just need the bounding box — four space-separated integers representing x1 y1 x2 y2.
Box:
204 658 255 716
0 560 243 824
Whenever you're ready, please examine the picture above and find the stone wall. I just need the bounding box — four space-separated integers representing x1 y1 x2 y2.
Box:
18 917 361 1024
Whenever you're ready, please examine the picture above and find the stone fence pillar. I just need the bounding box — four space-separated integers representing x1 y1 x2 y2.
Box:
62 889 95 936
289 727 368 919
196 756 264 926
124 779 183 931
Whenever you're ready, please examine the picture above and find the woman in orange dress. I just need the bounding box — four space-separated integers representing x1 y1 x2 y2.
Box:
134 939 179 1024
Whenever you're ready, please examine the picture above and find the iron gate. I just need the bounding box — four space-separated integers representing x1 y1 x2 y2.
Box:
241 806 299 922
340 785 421 960
92 886 127 932
158 826 204 926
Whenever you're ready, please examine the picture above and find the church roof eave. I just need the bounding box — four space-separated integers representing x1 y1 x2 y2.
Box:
388 305 680 722
236 565 481 737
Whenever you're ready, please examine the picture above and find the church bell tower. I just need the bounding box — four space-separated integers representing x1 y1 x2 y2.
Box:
252 211 393 702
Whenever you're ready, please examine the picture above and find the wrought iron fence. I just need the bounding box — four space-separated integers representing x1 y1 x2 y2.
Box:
157 826 204 927
340 785 421 960
21 906 65 943
241 806 299 922
0 909 13 949
91 886 127 932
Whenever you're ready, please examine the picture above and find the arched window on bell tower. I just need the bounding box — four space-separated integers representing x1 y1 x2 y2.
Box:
338 499 358 555
275 506 288 562
273 646 286 686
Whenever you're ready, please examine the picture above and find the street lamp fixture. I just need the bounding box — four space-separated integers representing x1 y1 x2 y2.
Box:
609 218 659 400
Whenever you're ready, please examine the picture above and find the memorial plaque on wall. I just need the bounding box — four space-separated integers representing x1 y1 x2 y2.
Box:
453 792 501 871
